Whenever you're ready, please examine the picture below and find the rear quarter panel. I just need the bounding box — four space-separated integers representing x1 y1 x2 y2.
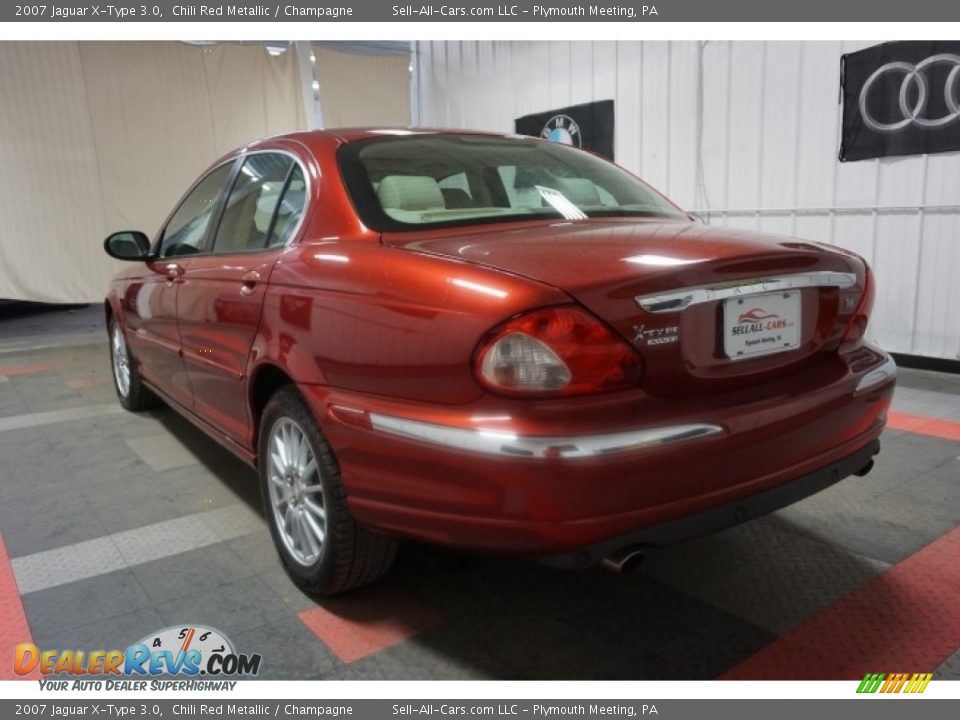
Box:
256 241 569 404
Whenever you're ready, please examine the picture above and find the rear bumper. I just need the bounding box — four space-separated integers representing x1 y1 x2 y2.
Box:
539 438 880 568
301 345 896 558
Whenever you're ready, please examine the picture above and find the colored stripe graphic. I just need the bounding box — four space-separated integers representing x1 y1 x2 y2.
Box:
857 672 932 694
887 411 960 442
723 526 960 679
882 673 906 693
856 672 885 693
0 534 39 681
911 673 933 693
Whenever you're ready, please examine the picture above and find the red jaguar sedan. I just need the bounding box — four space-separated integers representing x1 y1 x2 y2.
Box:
103 129 896 594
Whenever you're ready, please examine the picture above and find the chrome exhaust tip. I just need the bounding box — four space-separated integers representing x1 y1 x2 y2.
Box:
601 546 645 574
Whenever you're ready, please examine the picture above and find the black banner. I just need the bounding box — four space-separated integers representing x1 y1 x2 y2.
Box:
840 41 960 162
515 100 615 160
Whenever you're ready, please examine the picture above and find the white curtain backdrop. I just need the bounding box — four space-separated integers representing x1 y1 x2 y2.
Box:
312 44 412 128
0 42 306 304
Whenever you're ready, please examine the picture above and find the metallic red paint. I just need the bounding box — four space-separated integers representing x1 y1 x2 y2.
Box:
105 128 896 562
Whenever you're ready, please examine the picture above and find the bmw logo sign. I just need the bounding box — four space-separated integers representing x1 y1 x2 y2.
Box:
541 114 582 147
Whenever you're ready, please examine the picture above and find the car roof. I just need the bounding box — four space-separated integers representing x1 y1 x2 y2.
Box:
247 127 522 150
325 127 518 143
211 128 536 180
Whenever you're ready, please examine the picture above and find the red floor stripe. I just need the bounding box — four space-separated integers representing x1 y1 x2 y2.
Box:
0 363 58 378
888 411 960 442
723 526 960 680
65 378 100 389
298 591 440 664
0 534 39 681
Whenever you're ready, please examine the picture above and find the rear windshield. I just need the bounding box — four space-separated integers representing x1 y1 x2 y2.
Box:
338 133 686 232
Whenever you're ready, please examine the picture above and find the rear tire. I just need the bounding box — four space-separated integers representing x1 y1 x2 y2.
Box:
109 317 159 411
258 386 397 595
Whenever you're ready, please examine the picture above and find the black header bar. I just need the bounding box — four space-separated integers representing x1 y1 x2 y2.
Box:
4 0 959 22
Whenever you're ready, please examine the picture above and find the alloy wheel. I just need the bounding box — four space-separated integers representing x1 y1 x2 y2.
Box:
111 323 131 398
266 417 327 566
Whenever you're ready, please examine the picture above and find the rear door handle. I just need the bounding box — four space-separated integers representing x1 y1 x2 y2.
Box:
240 270 260 296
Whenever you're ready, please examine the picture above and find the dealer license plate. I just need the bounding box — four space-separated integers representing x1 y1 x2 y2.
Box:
723 290 801 359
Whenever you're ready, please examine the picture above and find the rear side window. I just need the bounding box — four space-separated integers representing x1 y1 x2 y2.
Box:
160 163 233 258
212 154 294 254
268 165 307 248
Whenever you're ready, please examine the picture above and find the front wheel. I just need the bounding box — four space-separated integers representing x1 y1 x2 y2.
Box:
258 386 397 595
109 317 159 411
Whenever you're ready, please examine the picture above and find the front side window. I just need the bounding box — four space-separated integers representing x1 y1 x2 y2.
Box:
160 163 233 257
338 134 685 232
211 154 294 254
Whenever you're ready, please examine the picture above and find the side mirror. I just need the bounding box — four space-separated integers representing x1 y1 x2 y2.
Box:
104 231 151 261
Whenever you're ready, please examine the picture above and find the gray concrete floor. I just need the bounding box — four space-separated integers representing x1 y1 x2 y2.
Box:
0 302 103 352
1 304 958 680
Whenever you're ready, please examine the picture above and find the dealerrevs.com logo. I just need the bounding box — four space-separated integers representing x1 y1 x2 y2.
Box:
14 626 261 690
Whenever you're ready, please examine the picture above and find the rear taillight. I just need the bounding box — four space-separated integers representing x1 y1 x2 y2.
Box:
474 306 642 397
842 265 876 344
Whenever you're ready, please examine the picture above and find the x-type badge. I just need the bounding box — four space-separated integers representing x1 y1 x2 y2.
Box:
633 324 680 346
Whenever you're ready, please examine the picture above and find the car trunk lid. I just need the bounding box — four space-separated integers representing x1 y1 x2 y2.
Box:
382 219 868 396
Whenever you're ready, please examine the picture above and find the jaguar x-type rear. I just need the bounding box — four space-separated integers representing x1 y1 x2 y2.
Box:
103 129 896 594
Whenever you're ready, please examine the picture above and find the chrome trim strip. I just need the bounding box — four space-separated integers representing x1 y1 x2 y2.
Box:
368 413 723 459
855 355 897 394
635 271 858 314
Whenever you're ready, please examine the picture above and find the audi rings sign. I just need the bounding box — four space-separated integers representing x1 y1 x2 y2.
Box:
841 41 960 161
